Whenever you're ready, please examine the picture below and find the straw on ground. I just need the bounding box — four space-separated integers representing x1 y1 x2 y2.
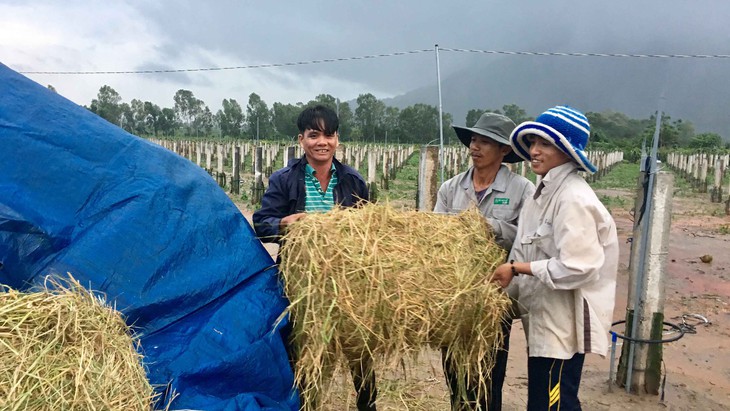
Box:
0 276 158 411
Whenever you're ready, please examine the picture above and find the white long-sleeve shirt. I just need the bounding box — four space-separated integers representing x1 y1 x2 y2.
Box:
508 162 618 359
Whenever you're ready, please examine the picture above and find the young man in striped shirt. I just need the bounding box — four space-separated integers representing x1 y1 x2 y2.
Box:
253 105 368 241
253 105 374 410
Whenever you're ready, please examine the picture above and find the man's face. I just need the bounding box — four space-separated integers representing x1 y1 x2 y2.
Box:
527 135 572 176
470 133 510 170
299 126 338 166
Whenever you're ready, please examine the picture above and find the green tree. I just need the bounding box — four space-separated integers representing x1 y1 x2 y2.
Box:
337 101 355 141
501 104 530 124
307 94 338 111
397 103 440 144
158 108 177 136
271 102 301 140
383 106 400 144
442 112 456 145
218 98 244 138
128 99 149 136
465 109 486 126
195 106 214 137
173 89 194 125
305 94 359 139
89 85 123 125
245 93 273 141
675 119 696 147
354 93 385 143
659 116 681 148
143 102 163 136
173 89 205 136
118 102 134 133
586 110 652 149
688 132 723 149
638 114 680 148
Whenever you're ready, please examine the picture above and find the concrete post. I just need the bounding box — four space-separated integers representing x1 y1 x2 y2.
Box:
251 143 257 174
264 146 273 177
354 149 361 173
367 150 378 202
692 155 700 188
417 146 439 211
452 152 460 177
253 146 264 205
336 144 345 162
618 172 674 394
388 149 395 179
221 143 228 165
381 150 389 190
699 155 708 193
231 147 241 195
205 144 212 173
711 159 723 203
726 166 730 215
284 146 296 168
216 144 225 187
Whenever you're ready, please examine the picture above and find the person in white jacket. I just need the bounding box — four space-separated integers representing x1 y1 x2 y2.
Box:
492 106 618 411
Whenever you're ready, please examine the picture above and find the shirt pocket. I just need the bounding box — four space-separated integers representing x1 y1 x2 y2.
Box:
524 222 559 257
491 205 519 223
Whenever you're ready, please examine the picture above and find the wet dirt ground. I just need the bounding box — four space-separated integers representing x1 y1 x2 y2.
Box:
238 187 730 410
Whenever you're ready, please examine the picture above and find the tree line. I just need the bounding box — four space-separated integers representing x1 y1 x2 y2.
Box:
84 85 727 151
86 85 458 145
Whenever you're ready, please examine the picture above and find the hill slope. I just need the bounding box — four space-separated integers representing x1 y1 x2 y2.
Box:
385 54 730 137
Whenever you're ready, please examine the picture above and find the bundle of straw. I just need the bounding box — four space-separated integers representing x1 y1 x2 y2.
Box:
280 203 510 409
0 277 157 411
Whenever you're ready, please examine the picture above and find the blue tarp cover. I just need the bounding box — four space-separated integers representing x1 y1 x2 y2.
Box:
0 63 297 411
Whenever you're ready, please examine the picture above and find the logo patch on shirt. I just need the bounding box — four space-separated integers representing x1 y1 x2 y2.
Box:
493 198 510 205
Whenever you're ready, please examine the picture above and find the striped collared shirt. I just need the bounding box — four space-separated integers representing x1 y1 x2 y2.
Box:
304 163 338 212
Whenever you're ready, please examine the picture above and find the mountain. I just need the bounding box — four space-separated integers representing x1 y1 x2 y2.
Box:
384 54 730 138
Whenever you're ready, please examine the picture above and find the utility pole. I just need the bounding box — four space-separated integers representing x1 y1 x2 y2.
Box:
435 44 444 186
618 107 674 394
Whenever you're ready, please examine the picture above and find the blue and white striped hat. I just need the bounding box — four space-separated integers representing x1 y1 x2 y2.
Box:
510 106 596 174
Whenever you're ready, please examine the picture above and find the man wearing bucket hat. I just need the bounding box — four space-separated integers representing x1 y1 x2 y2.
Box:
435 112 535 410
492 106 618 410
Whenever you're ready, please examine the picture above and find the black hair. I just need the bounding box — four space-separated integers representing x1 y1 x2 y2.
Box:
297 105 339 135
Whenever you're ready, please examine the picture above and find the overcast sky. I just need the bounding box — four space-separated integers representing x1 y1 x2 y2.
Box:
2 0 729 112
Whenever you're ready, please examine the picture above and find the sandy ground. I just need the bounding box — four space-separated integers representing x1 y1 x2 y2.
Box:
237 188 730 410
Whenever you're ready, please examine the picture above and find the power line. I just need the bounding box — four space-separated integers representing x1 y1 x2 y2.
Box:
440 47 730 60
18 49 433 75
18 47 730 76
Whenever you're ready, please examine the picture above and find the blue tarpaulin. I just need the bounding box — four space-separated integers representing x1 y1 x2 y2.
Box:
0 63 298 411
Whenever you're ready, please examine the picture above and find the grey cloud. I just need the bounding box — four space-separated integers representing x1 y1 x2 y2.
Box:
129 1 730 100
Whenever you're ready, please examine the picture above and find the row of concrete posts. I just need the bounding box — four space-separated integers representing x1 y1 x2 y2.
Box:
152 139 625 211
666 152 730 213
